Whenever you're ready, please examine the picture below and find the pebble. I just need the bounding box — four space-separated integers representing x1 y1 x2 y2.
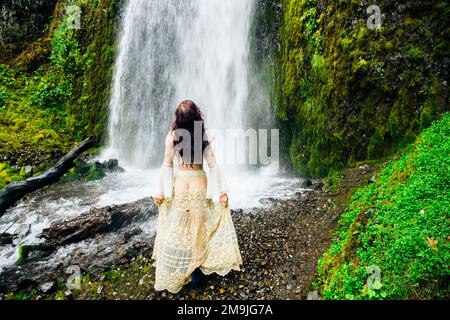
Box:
97 285 104 294
6 165 380 301
39 282 56 294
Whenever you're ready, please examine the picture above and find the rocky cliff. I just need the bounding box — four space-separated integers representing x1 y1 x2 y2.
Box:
272 0 449 177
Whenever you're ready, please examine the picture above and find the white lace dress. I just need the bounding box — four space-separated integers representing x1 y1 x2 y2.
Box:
152 132 243 293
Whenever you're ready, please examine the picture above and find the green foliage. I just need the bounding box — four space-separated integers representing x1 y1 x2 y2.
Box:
16 245 34 266
0 0 122 188
323 168 342 192
85 164 107 182
28 73 73 110
318 114 450 299
406 46 425 61
50 19 81 69
0 87 7 107
0 163 22 189
28 18 80 111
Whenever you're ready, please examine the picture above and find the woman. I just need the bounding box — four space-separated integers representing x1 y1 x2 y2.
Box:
152 100 243 293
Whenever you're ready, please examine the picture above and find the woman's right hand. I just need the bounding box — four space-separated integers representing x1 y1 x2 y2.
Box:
220 193 229 208
153 195 164 206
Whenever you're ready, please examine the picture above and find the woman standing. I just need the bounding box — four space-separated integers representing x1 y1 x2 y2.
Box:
152 100 243 293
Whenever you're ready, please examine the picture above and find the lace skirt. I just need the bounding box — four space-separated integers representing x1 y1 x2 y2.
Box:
152 170 243 293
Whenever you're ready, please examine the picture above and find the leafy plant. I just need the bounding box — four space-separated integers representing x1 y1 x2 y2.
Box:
318 114 450 299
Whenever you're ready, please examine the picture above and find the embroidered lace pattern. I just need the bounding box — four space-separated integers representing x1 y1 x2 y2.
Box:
152 134 243 293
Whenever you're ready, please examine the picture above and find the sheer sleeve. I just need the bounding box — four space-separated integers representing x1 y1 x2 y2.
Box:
156 132 174 198
204 134 229 200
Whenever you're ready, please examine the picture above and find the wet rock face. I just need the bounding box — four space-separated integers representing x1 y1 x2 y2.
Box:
0 0 57 63
0 233 13 246
59 159 125 184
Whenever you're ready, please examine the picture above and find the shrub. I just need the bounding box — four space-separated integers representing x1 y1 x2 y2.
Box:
318 114 450 299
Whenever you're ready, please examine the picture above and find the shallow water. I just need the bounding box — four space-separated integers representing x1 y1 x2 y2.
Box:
0 165 304 271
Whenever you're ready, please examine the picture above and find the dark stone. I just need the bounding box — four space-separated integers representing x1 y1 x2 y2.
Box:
38 208 112 246
302 179 313 188
259 197 277 205
68 159 124 183
0 0 58 63
313 181 324 190
105 159 120 170
85 162 107 182
16 244 56 265
38 198 156 246
39 281 56 294
16 279 37 292
124 227 143 241
0 233 13 246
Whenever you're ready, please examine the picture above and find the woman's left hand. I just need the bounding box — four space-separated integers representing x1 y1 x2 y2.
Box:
153 195 164 206
220 193 229 208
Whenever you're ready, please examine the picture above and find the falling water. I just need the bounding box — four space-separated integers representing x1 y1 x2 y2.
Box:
104 0 255 168
0 0 306 271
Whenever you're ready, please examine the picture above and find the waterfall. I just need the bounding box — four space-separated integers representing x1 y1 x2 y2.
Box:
104 0 256 168
0 0 303 272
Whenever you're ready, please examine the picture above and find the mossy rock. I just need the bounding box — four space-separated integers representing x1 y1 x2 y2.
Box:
272 0 450 177
317 114 450 299
85 163 107 182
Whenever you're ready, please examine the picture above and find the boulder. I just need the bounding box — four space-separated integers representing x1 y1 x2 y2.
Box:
0 233 13 246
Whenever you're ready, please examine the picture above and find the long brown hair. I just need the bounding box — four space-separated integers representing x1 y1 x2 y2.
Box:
172 100 209 165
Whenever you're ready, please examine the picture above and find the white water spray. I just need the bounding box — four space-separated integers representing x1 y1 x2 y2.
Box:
0 1 306 271
104 0 255 168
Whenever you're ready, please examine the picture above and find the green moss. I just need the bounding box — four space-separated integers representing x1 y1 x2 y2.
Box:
367 131 385 160
318 114 450 299
85 163 106 182
323 168 342 192
16 245 34 266
0 0 122 189
273 0 449 177
74 255 156 300
311 53 327 82
0 163 22 189
406 46 425 61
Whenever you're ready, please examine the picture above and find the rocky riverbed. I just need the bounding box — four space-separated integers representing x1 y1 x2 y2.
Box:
0 164 382 300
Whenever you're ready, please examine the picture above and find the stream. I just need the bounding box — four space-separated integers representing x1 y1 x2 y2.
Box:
0 0 307 290
0 165 305 273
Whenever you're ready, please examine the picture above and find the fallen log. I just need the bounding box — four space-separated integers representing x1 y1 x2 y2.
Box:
9 198 157 266
0 136 96 216
0 198 157 293
38 198 157 246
